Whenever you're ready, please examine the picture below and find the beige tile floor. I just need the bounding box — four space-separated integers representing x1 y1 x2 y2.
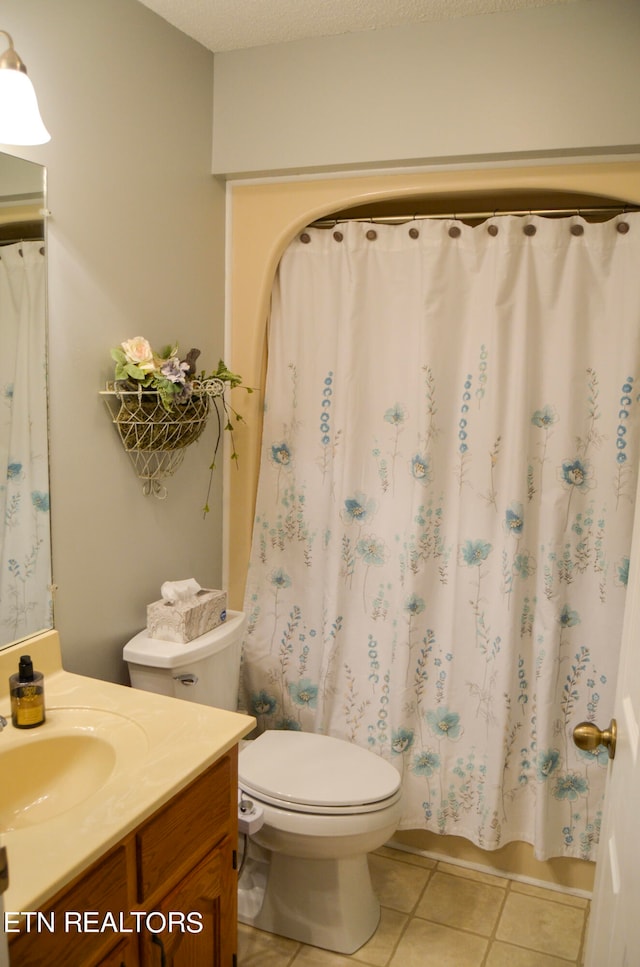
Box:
238 846 590 967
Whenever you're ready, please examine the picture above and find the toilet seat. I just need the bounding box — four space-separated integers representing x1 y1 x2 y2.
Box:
238 730 401 816
239 785 403 816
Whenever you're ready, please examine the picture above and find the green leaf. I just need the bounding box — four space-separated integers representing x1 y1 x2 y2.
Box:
125 362 147 380
213 359 244 388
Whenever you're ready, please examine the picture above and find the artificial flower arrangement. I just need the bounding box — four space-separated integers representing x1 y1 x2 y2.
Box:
112 336 246 410
110 336 251 512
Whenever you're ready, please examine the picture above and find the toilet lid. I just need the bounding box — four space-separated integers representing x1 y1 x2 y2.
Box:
238 730 400 810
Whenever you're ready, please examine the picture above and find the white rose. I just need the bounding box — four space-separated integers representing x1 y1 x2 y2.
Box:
121 337 156 372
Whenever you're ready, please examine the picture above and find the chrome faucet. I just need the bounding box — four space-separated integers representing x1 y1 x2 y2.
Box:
0 715 7 732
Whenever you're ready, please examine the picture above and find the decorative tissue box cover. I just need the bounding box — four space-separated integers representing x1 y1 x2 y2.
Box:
147 589 227 643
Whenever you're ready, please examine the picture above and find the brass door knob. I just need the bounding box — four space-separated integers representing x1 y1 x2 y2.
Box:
573 719 617 760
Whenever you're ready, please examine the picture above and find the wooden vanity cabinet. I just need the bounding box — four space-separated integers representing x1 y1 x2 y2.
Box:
9 750 238 967
138 841 235 967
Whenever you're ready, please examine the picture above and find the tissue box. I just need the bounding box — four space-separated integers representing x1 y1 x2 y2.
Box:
146 589 227 643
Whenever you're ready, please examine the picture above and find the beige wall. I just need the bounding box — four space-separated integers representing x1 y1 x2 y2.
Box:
213 0 640 176
2 0 224 683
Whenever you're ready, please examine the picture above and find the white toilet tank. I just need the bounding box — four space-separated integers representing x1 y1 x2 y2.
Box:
123 610 246 712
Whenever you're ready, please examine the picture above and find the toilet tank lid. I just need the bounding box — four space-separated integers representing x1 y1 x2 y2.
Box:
239 730 401 807
123 610 246 668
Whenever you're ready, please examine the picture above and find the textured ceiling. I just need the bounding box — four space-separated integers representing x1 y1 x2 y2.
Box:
136 0 576 53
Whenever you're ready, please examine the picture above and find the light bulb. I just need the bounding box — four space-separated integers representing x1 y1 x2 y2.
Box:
0 66 50 145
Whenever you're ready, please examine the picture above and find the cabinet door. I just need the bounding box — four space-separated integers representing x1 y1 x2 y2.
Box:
96 935 140 967
137 755 231 906
139 837 236 967
8 843 134 967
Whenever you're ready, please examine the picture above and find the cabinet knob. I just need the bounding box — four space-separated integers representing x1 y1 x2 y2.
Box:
151 934 167 966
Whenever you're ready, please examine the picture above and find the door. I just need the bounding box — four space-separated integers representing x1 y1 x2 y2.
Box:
582 475 640 966
139 837 237 967
96 935 140 967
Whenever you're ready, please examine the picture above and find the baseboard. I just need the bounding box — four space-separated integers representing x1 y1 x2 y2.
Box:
382 839 593 901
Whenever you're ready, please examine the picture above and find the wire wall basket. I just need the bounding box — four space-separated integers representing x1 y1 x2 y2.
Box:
100 378 224 498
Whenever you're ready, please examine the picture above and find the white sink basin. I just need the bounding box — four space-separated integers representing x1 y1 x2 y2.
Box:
0 707 148 832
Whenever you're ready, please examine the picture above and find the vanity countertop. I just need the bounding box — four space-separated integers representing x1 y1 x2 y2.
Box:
0 631 255 913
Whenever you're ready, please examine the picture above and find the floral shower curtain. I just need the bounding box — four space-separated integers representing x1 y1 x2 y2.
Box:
241 213 640 861
0 241 51 642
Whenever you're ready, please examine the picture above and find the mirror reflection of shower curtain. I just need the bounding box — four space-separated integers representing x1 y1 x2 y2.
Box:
0 241 51 642
241 214 640 861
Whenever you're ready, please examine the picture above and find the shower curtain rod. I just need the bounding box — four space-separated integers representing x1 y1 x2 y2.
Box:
0 237 44 246
310 206 640 227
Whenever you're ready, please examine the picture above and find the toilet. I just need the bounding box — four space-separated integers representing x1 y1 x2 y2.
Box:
123 610 247 711
123 611 403 954
237 729 402 953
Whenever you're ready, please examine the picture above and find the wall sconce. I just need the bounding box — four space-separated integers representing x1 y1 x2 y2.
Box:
0 30 50 145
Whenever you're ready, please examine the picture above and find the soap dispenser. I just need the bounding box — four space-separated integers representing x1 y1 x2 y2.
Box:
9 654 46 728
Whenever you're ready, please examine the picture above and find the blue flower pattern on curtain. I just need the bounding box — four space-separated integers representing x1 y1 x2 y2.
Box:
0 241 51 643
241 214 640 861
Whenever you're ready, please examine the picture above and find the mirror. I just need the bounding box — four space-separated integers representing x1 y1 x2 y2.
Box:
0 151 51 650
